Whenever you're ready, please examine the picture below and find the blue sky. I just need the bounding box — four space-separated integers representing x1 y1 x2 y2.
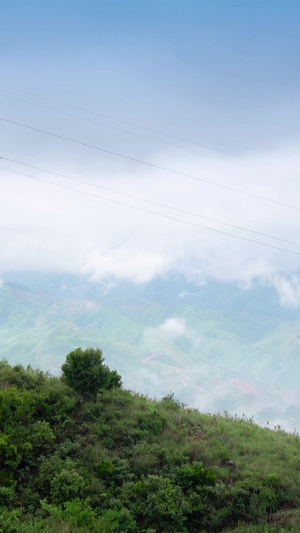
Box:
1 1 300 298
2 0 300 151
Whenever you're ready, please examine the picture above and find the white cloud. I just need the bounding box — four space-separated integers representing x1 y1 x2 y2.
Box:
143 317 187 353
0 144 300 303
270 274 300 308
157 318 186 337
84 249 169 284
0 280 4 288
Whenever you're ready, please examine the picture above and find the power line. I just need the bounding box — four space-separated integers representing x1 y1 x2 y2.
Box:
2 156 300 248
1 165 300 257
0 83 243 158
1 116 299 212
1 88 296 180
0 93 215 158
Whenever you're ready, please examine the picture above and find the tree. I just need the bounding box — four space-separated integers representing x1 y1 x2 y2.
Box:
61 348 121 400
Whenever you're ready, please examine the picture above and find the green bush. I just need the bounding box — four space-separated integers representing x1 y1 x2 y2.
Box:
50 469 85 504
0 353 299 532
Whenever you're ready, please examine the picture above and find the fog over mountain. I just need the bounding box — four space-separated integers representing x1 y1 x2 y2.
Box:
1 2 300 432
0 271 299 433
1 146 300 299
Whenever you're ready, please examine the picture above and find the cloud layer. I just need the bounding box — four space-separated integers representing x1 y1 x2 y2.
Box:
1 2 300 305
0 144 300 304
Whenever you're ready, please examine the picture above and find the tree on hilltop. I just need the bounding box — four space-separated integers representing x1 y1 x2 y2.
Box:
61 347 121 400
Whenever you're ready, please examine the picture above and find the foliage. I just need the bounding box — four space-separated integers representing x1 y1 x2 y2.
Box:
61 347 121 400
0 350 299 532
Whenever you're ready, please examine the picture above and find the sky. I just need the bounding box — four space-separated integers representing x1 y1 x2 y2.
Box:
1 1 300 302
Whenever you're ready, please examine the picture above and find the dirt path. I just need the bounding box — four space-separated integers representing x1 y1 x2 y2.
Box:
142 352 164 363
176 367 189 387
142 352 189 387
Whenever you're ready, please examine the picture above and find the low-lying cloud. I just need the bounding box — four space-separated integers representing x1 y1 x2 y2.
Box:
0 145 300 305
143 317 187 353
157 318 186 336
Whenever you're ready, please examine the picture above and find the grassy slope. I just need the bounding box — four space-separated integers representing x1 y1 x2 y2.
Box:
0 359 300 532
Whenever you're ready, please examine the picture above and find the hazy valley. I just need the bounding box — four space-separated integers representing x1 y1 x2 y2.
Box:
1 271 299 431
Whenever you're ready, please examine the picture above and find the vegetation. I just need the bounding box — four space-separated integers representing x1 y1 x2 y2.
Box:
61 347 122 400
2 274 300 433
0 348 300 532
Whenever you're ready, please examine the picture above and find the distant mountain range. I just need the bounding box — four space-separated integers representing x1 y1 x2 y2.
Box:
1 271 300 430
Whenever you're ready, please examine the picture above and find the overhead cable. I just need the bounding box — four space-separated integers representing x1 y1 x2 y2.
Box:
1 165 300 257
0 83 242 158
0 116 299 212
2 83 298 180
2 156 300 248
0 93 217 157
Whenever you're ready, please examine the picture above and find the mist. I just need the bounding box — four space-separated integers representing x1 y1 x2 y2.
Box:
0 145 300 304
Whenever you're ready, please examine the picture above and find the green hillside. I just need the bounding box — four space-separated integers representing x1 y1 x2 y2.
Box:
0 350 300 532
1 273 300 429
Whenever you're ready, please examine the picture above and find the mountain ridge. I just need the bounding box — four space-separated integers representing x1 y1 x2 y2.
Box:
1 271 300 429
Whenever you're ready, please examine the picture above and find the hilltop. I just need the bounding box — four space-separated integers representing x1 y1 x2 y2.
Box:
0 349 300 532
1 272 300 429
